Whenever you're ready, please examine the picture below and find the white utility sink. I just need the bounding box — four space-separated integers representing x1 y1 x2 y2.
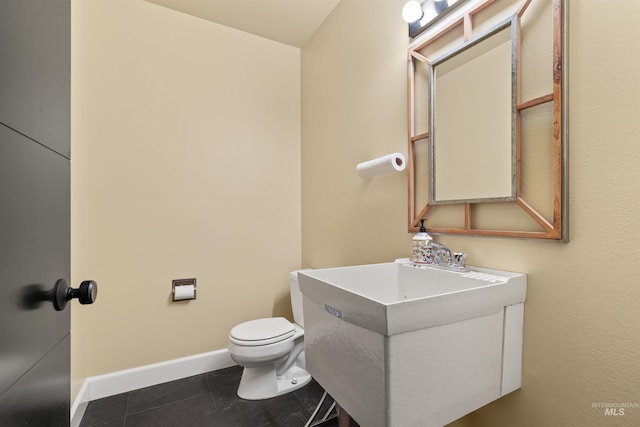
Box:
298 260 527 427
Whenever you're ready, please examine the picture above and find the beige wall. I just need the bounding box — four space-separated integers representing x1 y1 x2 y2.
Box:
302 1 640 426
302 0 411 267
71 0 301 397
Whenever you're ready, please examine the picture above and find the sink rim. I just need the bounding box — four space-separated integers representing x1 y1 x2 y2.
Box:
300 261 523 305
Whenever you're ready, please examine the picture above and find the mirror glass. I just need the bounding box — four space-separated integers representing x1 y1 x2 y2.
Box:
430 22 515 204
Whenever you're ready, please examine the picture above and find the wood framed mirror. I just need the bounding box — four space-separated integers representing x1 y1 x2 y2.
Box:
407 0 568 240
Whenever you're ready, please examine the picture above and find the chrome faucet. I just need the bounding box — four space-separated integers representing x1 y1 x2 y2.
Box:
426 242 469 272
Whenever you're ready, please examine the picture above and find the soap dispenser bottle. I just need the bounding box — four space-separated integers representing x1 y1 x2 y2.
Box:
412 219 433 264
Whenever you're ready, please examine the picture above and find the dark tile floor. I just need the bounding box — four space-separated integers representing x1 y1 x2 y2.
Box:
79 366 337 427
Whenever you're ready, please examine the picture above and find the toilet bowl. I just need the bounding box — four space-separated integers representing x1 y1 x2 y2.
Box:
227 271 312 400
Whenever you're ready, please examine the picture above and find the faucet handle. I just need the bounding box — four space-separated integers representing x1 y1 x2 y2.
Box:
453 253 467 266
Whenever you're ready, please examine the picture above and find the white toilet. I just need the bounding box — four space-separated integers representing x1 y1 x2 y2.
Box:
227 270 312 400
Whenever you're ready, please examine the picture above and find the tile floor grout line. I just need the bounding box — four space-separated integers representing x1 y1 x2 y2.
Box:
124 390 215 417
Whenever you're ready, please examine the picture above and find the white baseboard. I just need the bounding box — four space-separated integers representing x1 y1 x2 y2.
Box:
70 348 235 427
70 380 90 427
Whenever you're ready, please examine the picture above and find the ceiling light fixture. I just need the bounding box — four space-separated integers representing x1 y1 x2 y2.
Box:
403 0 467 38
402 1 424 23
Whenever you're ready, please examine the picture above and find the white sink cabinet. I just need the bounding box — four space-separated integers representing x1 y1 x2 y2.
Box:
298 261 526 427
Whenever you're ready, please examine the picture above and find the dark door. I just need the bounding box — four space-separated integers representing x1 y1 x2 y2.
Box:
1 0 72 425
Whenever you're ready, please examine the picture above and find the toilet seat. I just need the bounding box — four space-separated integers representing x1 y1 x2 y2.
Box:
229 317 295 347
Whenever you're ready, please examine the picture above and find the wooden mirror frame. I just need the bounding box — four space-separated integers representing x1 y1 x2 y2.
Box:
407 0 568 240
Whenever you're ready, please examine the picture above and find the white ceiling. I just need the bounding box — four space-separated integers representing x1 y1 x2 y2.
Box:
145 0 341 47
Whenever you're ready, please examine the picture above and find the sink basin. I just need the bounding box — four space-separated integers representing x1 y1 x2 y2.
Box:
298 260 527 427
299 260 526 336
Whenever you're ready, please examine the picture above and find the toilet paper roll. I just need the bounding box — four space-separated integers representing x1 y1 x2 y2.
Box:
173 284 196 301
356 153 406 178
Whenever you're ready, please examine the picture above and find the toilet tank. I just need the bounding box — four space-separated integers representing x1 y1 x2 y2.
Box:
289 269 311 327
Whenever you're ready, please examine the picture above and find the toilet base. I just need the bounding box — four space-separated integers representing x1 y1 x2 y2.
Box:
237 364 312 400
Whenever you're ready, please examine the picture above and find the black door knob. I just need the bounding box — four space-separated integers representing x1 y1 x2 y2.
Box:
53 279 98 311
